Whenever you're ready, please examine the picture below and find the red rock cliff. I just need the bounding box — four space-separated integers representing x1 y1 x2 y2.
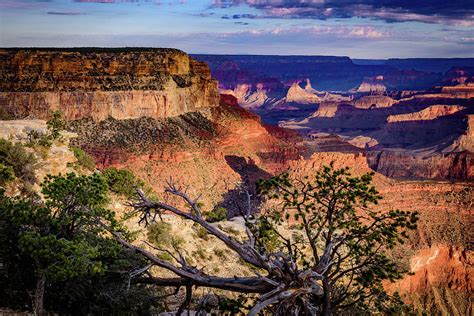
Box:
0 48 219 121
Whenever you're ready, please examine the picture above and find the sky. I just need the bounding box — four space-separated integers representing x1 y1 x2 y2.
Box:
0 0 473 58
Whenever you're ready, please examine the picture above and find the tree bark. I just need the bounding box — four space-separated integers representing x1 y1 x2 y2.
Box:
34 275 46 316
322 279 331 316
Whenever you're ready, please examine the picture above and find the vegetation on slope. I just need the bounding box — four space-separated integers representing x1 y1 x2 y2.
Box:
0 162 419 315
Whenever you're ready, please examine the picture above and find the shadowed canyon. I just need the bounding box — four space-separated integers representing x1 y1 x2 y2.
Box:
1 48 472 314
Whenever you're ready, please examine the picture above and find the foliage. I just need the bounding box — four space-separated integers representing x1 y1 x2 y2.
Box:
0 173 158 314
255 166 419 314
205 206 227 223
147 221 184 249
70 146 96 171
27 111 66 148
27 129 52 148
249 217 281 253
0 163 14 185
47 110 66 140
194 225 210 240
102 167 145 198
122 165 418 315
0 138 36 184
213 248 226 259
217 294 251 314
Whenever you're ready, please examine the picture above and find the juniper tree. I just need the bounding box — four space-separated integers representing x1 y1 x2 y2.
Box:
114 165 418 315
0 173 153 315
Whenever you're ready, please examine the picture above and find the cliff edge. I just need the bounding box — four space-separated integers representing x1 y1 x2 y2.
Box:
0 48 219 121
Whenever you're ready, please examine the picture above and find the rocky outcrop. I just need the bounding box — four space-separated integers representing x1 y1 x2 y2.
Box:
353 75 387 93
367 150 474 180
388 244 473 315
286 81 320 104
439 83 474 98
443 115 474 152
0 120 78 188
220 78 286 110
351 95 397 109
310 102 340 118
387 105 466 123
0 48 219 121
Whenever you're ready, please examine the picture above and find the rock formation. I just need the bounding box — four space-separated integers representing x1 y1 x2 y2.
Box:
353 76 387 93
310 101 340 118
0 120 78 189
386 105 466 123
351 95 397 109
285 81 320 104
0 48 219 121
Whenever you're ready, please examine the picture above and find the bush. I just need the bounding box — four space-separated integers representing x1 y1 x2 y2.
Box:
0 163 14 185
206 206 227 223
27 111 66 148
0 139 36 184
47 110 66 140
27 130 52 148
213 248 226 259
147 221 184 248
0 173 160 314
193 246 208 260
194 225 210 241
102 167 144 198
70 146 95 171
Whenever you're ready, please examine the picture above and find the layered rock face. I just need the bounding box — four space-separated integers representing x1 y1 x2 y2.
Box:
286 81 321 104
351 95 396 109
386 105 466 123
0 48 219 121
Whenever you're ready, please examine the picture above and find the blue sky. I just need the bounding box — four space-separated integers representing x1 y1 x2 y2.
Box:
0 0 473 58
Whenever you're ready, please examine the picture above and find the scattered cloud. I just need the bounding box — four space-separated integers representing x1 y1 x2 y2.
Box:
73 0 187 3
240 25 390 39
212 0 474 26
0 0 50 9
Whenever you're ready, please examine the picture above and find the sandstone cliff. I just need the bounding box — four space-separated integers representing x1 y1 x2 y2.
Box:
351 95 397 109
387 105 466 123
286 81 320 104
0 48 219 121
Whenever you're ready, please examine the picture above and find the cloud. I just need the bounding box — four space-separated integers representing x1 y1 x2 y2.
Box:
0 0 50 9
73 0 186 3
47 11 86 15
3 26 472 58
212 0 474 26
242 25 390 39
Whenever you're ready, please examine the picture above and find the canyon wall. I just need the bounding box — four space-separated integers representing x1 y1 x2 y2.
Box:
0 48 219 121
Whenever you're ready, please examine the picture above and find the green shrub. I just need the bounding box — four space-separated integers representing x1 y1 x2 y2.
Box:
102 167 144 198
70 146 95 171
26 111 66 149
0 163 14 185
206 206 227 223
254 218 281 253
213 248 226 259
147 221 184 248
193 247 207 260
194 226 210 241
47 110 66 140
0 139 36 184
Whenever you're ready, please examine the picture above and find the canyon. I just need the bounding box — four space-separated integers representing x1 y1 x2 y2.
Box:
1 49 473 314
194 54 474 181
